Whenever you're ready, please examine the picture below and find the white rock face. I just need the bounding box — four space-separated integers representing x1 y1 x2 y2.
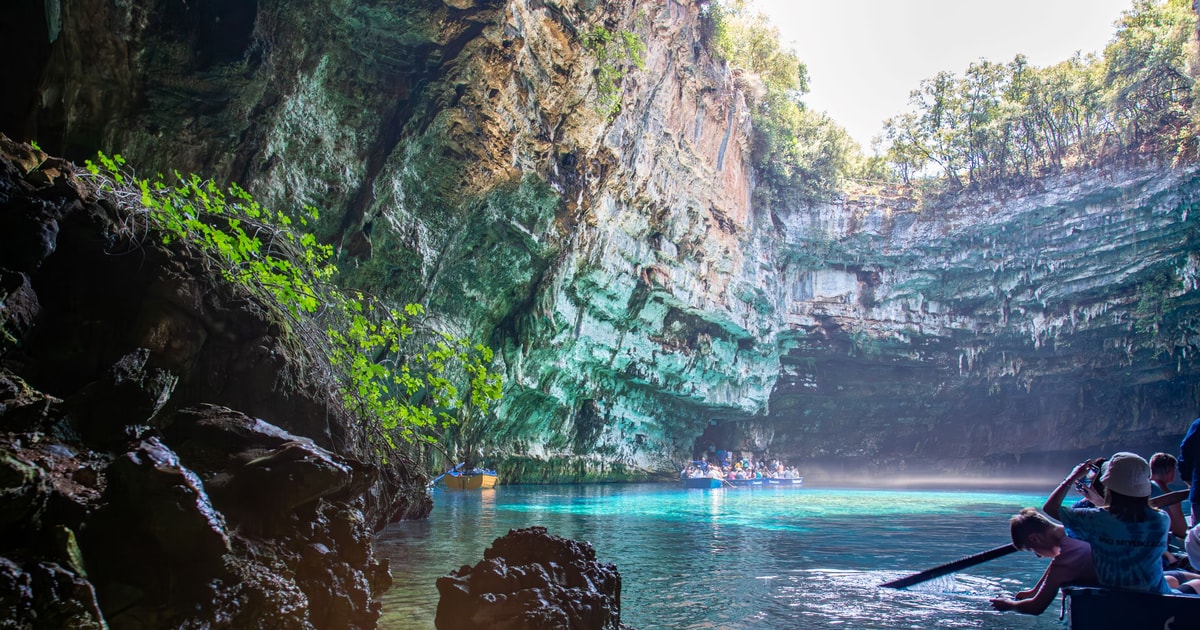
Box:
342 1 1200 478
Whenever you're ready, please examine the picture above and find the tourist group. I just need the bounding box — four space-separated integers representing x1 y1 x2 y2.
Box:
989 416 1200 619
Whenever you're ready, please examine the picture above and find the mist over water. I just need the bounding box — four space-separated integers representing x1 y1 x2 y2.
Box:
799 473 1063 491
377 483 1065 629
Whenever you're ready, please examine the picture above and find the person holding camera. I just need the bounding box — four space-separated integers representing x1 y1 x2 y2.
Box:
1042 453 1200 594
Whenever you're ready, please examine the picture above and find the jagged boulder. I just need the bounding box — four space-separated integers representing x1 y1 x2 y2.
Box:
436 526 626 630
80 437 232 627
62 348 178 447
0 554 106 629
161 404 367 529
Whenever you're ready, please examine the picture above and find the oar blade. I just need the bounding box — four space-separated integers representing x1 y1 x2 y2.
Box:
880 543 1018 589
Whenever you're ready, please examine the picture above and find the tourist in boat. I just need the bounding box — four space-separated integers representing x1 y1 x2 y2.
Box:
1150 452 1189 540
1149 452 1191 571
1179 416 1200 525
1187 525 1200 574
1042 453 1200 595
988 508 1096 615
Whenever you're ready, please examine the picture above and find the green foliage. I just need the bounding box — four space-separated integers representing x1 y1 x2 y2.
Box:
582 25 646 118
880 0 1198 189
710 2 808 97
752 96 861 203
1105 0 1197 150
703 1 878 202
83 153 503 449
1133 270 1176 336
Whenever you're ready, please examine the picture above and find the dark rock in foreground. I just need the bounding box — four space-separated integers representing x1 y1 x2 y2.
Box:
0 137 402 626
436 526 630 630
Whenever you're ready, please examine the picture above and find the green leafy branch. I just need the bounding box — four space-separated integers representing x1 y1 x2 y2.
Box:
582 25 646 118
83 153 503 450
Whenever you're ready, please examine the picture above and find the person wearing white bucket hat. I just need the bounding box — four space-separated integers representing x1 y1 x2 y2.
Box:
1043 453 1180 594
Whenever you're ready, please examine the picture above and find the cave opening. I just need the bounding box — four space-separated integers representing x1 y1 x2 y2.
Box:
0 0 53 142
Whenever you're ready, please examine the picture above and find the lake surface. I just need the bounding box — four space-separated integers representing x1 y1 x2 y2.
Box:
376 483 1066 629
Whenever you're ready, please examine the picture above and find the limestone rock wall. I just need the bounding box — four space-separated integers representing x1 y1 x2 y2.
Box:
761 167 1200 476
4 0 1200 481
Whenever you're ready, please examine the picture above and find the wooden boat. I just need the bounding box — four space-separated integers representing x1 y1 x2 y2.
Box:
728 477 804 488
768 477 803 486
443 468 498 490
683 477 805 489
1062 586 1200 629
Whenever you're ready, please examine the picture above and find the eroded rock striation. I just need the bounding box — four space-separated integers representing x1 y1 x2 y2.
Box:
435 526 626 630
3 0 1200 481
0 138 398 627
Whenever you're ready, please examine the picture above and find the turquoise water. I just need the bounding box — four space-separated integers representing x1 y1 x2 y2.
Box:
376 483 1066 629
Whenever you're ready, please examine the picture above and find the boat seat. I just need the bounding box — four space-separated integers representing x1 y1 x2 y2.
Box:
1061 585 1200 630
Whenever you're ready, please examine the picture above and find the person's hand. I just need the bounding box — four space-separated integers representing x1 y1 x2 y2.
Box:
1081 483 1104 505
1014 589 1035 600
989 598 1015 611
1068 460 1094 481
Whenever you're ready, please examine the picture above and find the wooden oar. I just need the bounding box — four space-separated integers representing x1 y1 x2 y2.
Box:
880 543 1018 589
1150 489 1189 509
881 489 1191 589
429 462 464 487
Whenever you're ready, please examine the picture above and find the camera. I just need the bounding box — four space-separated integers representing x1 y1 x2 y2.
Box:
1074 462 1104 494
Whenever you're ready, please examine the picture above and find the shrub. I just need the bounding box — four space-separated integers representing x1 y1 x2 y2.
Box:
83 153 502 451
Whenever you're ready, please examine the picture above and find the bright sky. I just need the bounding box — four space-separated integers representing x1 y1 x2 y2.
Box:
752 0 1135 151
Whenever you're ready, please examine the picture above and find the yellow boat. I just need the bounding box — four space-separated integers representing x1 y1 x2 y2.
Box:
443 468 498 490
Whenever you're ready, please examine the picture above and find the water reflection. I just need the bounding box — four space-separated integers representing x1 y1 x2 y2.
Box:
377 484 1063 630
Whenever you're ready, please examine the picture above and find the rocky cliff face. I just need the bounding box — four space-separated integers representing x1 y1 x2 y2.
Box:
4 0 1199 482
765 167 1200 477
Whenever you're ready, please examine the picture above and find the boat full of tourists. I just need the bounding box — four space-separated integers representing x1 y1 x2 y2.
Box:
680 459 803 489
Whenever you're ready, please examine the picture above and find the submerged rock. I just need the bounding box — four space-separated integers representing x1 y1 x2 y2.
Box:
436 526 627 630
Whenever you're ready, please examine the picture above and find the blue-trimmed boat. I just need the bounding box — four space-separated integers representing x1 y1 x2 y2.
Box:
682 477 804 489
728 477 803 488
